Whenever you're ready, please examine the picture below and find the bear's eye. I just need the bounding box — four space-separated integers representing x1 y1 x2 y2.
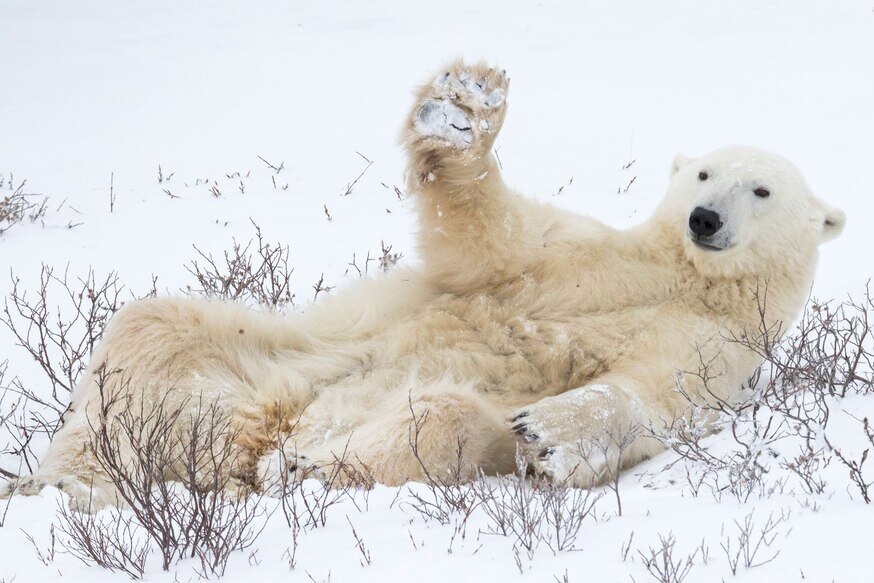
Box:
754 187 770 198
698 171 709 181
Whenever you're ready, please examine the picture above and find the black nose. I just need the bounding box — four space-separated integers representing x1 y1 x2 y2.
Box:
689 207 722 237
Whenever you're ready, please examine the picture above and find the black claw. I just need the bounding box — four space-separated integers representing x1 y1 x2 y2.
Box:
511 422 528 435
539 447 554 459
524 433 540 443
510 411 529 423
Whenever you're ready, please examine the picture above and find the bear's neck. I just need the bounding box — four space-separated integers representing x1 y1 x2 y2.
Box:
638 220 816 335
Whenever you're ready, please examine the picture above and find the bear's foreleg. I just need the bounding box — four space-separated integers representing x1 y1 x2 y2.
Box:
403 61 532 292
509 378 667 487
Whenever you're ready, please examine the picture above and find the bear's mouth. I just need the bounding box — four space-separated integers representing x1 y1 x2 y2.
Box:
690 237 731 252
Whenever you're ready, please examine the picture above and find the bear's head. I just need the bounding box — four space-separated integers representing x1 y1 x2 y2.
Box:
658 145 845 279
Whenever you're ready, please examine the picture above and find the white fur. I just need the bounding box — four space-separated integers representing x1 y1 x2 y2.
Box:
1 61 845 506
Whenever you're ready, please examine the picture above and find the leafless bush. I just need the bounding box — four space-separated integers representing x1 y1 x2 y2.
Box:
656 384 789 503
577 422 638 516
87 367 269 576
0 359 21 476
185 220 295 310
312 273 334 302
826 417 873 503
402 399 602 562
345 515 372 567
22 524 58 566
0 484 14 527
0 367 18 522
539 475 601 553
3 265 123 404
781 446 831 495
345 252 376 277
345 241 403 277
719 508 789 575
736 287 873 443
621 531 635 562
0 176 48 235
340 152 373 196
653 288 873 502
380 182 407 201
272 435 375 535
636 533 698 583
403 397 479 526
305 570 332 583
378 241 402 273
474 451 601 561
2 265 124 471
55 503 150 579
474 454 543 559
273 438 376 572
297 457 365 530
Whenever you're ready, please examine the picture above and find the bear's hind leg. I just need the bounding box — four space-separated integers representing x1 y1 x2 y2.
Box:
1 411 119 512
295 386 517 487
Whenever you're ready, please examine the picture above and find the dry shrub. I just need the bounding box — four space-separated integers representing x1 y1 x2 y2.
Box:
270 436 376 571
56 503 150 580
576 422 638 516
0 175 48 235
474 453 601 562
637 532 699 583
185 220 295 310
1 265 124 472
826 417 873 503
403 397 479 526
654 286 873 502
736 287 873 442
275 439 375 529
719 508 789 575
83 366 270 576
403 400 600 567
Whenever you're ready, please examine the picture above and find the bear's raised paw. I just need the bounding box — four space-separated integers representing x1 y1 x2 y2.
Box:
411 63 509 152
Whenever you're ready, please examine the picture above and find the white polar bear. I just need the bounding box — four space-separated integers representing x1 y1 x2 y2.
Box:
2 61 845 508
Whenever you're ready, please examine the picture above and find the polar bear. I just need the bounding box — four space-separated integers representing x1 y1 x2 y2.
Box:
2 60 845 508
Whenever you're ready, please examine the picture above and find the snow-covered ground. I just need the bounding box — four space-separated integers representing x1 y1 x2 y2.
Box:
1 0 873 581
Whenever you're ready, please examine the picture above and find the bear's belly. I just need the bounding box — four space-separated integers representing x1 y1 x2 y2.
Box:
314 292 651 403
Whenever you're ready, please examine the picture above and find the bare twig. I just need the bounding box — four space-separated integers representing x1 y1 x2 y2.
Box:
341 152 374 196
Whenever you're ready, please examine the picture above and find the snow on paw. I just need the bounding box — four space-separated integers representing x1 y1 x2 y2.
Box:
59 479 115 513
2 475 113 512
509 401 592 484
412 63 509 152
414 99 473 148
1 475 53 498
431 66 508 112
509 384 633 487
257 447 325 494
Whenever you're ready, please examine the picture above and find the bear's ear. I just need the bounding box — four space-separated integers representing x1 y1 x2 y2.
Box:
671 153 694 177
821 205 846 243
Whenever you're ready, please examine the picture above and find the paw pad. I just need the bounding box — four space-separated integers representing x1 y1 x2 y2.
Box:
411 65 508 153
414 99 473 148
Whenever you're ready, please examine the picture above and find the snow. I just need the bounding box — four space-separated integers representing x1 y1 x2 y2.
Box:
415 99 474 148
1 0 873 581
